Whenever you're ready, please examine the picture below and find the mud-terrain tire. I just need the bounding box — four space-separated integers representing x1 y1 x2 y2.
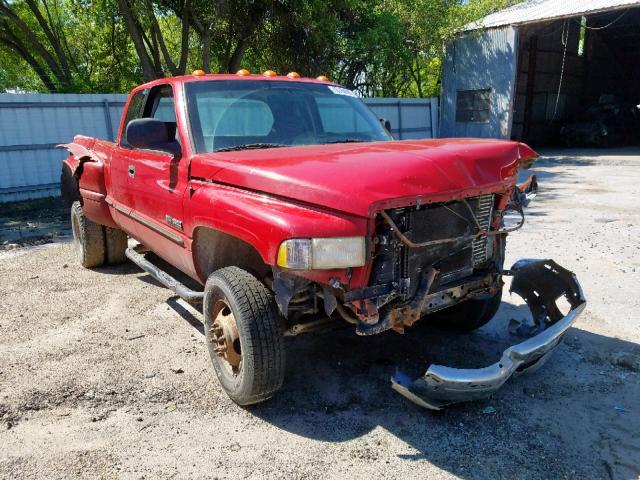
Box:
203 267 285 405
105 227 128 264
70 201 105 268
428 288 503 333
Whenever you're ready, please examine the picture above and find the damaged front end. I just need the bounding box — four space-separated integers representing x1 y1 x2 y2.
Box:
270 178 585 408
391 259 586 409
348 190 522 336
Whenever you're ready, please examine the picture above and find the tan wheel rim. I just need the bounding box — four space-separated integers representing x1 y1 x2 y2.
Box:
210 300 242 374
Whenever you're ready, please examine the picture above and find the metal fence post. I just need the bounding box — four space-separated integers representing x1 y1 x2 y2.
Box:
430 97 439 139
103 99 114 141
397 100 403 140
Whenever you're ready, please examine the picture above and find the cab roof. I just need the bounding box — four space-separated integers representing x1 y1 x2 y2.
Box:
135 72 336 92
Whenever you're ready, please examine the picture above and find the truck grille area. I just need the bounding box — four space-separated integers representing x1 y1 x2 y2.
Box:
370 195 495 300
471 194 495 267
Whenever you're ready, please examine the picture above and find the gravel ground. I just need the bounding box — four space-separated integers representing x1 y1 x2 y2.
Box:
1 150 639 479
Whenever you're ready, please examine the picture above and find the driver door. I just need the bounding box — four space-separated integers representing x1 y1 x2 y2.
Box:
126 84 191 271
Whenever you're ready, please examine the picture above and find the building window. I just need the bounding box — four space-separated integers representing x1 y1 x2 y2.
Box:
456 89 491 123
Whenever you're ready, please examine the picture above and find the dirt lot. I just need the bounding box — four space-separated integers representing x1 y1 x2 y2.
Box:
1 150 639 479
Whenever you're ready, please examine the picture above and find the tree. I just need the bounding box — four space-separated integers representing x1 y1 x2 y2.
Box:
1 0 519 94
117 0 191 80
0 0 73 90
0 0 139 92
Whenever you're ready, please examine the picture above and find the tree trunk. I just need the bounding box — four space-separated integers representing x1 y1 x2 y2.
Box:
227 37 248 73
24 0 71 83
202 28 211 72
0 35 57 91
117 0 159 81
0 3 67 86
176 0 190 74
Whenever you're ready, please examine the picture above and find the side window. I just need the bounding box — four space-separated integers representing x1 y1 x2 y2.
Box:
150 87 176 122
120 89 148 147
147 85 178 141
121 85 177 148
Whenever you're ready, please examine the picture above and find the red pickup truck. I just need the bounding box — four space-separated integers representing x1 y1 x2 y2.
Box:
60 71 585 409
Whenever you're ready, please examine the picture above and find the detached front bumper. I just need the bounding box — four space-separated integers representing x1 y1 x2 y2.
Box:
391 259 586 410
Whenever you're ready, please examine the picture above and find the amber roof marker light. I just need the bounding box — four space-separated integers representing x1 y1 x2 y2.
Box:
236 69 250 76
263 70 277 77
316 75 329 82
192 69 206 76
287 71 300 78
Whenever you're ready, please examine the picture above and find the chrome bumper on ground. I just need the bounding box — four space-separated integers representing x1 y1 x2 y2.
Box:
391 259 586 410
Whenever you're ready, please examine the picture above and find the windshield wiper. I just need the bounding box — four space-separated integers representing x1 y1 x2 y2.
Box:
324 138 366 144
215 143 287 152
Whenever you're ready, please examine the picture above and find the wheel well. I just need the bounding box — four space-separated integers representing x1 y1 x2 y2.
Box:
193 227 270 283
60 162 81 207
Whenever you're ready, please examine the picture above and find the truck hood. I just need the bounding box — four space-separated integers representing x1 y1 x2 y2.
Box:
190 139 538 217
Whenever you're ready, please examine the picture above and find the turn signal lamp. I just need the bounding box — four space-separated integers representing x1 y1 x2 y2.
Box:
192 69 206 76
263 70 277 77
316 75 329 81
236 69 250 76
287 71 300 78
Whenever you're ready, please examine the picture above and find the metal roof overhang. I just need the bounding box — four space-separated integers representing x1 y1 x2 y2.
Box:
465 0 640 31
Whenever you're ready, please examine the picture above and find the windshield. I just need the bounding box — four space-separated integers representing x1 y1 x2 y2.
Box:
185 80 391 153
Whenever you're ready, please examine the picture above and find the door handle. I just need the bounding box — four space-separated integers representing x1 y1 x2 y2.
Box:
128 165 135 177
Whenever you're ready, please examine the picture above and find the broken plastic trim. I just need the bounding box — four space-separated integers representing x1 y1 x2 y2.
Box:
391 259 586 410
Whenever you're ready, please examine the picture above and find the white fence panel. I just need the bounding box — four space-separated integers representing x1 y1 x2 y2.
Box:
364 97 438 140
0 93 128 202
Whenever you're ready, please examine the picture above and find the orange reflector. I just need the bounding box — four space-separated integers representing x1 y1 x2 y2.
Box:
263 70 277 77
192 69 206 76
236 69 250 76
316 75 329 82
287 71 300 79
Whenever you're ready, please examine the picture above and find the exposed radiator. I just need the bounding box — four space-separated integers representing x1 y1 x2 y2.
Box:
471 194 494 266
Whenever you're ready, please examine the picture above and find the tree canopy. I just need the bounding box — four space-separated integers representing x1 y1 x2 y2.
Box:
0 0 515 95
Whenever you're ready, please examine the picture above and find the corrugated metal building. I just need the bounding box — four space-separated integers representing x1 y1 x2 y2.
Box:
440 0 640 145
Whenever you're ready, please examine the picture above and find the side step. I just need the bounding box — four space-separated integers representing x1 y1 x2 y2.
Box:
125 247 204 305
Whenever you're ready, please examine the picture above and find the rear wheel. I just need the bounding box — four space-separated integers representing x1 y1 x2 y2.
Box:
203 267 285 405
428 288 502 333
105 227 128 264
70 201 105 268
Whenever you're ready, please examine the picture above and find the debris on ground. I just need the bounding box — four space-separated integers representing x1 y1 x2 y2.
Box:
611 352 640 372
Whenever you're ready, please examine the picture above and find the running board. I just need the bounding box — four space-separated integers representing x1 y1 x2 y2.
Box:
125 247 204 305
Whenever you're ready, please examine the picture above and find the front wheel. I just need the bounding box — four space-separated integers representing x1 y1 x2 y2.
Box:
427 288 503 333
203 267 285 405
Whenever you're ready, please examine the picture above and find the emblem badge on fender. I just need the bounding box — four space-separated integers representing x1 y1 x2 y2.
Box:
165 215 183 230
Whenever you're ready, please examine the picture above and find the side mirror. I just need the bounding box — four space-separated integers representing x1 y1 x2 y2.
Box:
379 117 391 132
126 118 181 157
